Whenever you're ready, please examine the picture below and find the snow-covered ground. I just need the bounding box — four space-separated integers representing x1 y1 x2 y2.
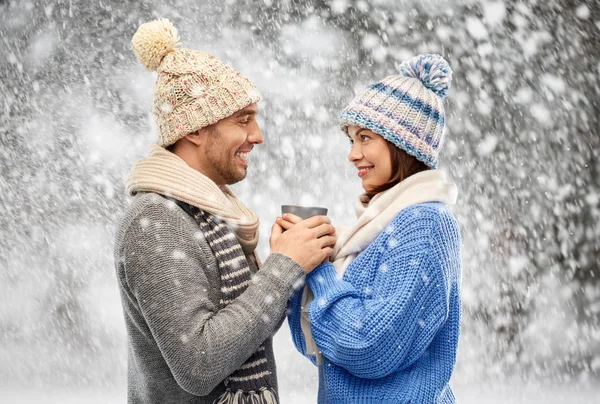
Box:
1 384 598 404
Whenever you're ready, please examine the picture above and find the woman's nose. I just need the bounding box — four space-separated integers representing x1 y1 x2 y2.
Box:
348 143 361 162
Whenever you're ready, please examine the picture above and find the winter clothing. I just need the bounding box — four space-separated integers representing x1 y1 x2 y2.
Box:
332 170 457 276
339 54 452 168
118 18 288 404
172 200 277 403
288 53 460 403
117 140 304 403
114 192 304 404
300 170 458 364
131 19 261 147
288 202 462 403
126 144 259 255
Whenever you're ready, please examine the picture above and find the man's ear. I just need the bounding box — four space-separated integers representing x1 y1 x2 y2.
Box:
183 130 204 146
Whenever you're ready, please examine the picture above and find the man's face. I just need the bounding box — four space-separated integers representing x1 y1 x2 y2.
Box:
201 103 263 185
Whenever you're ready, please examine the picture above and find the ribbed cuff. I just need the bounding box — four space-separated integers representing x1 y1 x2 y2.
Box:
320 398 400 404
260 253 305 296
306 262 347 299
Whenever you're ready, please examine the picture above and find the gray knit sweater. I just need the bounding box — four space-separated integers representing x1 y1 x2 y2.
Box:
113 192 305 403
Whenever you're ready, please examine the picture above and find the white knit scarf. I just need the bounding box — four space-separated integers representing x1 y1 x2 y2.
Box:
126 144 260 255
300 170 458 364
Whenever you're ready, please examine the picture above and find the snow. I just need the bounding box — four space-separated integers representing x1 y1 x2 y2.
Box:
2 383 600 403
466 16 489 40
477 134 499 156
576 5 590 20
28 29 59 66
542 74 567 94
483 1 507 26
530 103 552 126
330 0 349 15
279 16 346 68
1 0 599 400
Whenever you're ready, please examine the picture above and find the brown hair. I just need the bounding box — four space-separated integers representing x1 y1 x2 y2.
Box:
366 139 429 197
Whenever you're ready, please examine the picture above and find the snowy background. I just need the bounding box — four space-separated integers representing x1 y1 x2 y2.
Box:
1 0 599 402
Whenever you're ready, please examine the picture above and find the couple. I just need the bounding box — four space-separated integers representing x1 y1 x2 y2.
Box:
114 19 461 404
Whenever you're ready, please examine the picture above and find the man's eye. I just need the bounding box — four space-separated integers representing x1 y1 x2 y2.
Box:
361 135 370 141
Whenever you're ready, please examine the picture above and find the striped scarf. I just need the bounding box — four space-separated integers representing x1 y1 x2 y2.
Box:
126 144 260 255
174 200 278 404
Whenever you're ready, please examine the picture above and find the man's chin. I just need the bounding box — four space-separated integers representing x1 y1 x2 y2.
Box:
226 170 247 185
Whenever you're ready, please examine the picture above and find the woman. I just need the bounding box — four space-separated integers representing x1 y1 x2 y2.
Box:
280 54 462 403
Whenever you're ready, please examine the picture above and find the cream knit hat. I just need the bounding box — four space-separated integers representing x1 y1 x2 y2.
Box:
131 19 262 147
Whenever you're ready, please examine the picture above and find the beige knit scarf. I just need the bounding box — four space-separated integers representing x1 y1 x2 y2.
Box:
301 170 458 364
126 144 260 255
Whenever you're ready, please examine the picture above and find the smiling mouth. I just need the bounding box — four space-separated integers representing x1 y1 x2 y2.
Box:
358 166 373 177
235 151 250 166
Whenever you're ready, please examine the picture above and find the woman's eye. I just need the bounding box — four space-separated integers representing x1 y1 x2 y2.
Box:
361 135 370 141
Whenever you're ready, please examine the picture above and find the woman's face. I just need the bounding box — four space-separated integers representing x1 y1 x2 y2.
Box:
347 125 392 194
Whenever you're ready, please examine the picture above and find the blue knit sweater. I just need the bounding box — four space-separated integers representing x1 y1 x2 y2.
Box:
288 203 462 403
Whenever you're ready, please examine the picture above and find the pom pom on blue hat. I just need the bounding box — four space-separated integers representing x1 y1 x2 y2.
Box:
339 53 453 169
398 54 453 99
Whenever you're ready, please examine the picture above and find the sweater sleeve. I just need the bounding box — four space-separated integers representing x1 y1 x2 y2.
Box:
121 205 305 396
306 211 454 379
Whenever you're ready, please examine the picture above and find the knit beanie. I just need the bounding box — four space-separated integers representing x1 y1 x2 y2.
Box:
131 19 262 147
340 54 452 169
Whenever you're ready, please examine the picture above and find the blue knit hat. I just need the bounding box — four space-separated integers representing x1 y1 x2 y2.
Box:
340 54 453 168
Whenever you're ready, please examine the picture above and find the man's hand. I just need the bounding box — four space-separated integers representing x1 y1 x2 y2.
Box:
270 215 336 274
275 213 302 231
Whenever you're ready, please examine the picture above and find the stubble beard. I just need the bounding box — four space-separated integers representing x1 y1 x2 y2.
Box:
204 126 247 185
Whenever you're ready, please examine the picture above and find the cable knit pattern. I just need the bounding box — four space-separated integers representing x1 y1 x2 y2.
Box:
131 19 261 147
288 203 462 403
115 192 305 403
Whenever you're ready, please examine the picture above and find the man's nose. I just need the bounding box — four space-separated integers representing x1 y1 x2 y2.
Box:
248 122 264 145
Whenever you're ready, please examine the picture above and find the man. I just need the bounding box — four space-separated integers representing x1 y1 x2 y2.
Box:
114 19 336 404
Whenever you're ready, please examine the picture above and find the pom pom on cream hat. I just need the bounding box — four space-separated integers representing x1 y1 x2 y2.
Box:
131 19 261 147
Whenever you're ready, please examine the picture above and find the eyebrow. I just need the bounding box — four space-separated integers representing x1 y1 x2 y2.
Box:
233 108 258 118
348 128 367 139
